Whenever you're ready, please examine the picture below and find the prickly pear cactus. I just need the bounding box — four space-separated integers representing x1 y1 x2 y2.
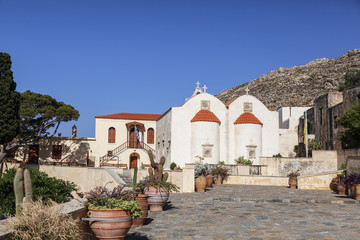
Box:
147 150 168 184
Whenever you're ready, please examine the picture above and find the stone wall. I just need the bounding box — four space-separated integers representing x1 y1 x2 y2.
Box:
259 150 337 176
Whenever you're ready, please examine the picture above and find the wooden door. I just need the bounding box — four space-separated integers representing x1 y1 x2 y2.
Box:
28 145 39 163
129 128 139 148
130 156 137 169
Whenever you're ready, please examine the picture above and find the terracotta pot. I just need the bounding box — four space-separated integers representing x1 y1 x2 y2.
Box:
330 179 338 191
133 194 148 227
337 184 346 195
214 175 223 185
88 208 132 240
144 186 169 212
195 177 207 192
350 184 356 197
289 177 297 189
354 184 360 200
205 174 214 188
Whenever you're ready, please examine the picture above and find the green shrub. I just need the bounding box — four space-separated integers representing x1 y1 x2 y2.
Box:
0 168 77 216
170 162 177 170
234 156 253 166
218 161 225 165
272 153 282 158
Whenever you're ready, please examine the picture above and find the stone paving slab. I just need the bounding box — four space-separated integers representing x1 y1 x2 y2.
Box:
126 185 360 240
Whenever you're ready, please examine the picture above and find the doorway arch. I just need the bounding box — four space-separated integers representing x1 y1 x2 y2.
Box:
129 152 140 169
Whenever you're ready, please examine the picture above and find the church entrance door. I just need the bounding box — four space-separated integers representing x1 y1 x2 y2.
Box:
129 128 140 148
130 155 138 169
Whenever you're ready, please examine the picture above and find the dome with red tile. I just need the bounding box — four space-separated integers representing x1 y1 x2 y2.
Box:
191 110 221 124
234 112 263 125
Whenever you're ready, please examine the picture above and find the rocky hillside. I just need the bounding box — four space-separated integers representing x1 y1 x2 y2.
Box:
216 49 360 110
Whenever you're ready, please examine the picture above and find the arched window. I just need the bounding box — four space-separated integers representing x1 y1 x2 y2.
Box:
108 127 116 143
147 128 154 144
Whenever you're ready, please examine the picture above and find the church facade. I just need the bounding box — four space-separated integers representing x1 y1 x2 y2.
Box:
156 83 309 168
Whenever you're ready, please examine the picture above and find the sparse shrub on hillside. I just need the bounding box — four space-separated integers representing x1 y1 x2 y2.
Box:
338 69 360 91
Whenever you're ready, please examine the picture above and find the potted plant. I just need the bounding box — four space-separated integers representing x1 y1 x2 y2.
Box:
234 156 253 166
336 172 346 195
211 165 230 185
130 166 149 227
287 170 300 189
346 172 360 200
85 185 142 240
195 163 211 192
136 151 179 212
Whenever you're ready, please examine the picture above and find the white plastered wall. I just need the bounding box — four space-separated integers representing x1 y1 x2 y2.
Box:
191 121 220 164
234 123 262 164
155 109 172 169
95 118 157 165
228 95 279 161
278 107 311 157
168 93 228 167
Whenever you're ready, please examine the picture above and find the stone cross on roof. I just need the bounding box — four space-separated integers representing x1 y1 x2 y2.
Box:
245 86 250 95
203 85 207 93
196 81 201 88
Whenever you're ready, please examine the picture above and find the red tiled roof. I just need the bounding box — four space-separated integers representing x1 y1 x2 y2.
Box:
225 97 239 107
191 110 221 124
95 112 162 121
234 112 263 125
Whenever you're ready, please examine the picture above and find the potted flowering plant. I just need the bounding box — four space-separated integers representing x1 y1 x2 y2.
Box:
287 170 300 189
194 163 211 192
85 185 142 240
136 151 179 212
335 172 346 195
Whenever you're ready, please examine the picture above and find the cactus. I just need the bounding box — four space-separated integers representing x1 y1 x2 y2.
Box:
147 150 168 184
14 168 33 214
132 166 138 191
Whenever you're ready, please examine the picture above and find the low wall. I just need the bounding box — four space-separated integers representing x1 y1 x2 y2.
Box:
346 155 360 173
297 171 341 190
2 163 120 193
337 148 360 169
224 175 288 186
136 167 195 193
259 150 337 176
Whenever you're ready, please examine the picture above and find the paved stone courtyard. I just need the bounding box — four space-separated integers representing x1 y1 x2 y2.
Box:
126 185 360 240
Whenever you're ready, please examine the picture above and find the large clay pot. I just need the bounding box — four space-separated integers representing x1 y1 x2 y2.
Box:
289 177 297 189
132 194 148 227
144 186 169 212
350 184 356 197
330 178 338 191
354 184 360 200
205 174 214 188
88 208 132 240
337 184 346 195
195 176 207 192
214 175 223 185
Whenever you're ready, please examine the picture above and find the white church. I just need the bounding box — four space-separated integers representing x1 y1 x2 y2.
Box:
8 83 309 169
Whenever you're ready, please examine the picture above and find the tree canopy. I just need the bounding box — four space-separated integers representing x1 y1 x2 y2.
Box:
338 69 360 91
0 52 20 145
19 90 80 142
337 99 360 148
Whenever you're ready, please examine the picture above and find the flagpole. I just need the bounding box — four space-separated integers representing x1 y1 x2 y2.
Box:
305 111 308 158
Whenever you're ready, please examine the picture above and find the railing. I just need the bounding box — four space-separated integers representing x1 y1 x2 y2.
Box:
100 141 156 166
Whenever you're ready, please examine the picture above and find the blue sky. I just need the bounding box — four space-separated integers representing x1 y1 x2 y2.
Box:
1 0 360 137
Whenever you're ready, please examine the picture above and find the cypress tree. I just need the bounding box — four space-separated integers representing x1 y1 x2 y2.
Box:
0 52 20 145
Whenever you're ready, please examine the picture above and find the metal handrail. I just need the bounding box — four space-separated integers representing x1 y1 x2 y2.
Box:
100 141 156 166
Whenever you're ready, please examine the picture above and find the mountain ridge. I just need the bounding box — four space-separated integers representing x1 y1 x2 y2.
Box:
216 49 360 110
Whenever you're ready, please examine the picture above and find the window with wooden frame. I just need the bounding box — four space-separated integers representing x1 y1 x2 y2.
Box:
147 128 154 144
52 145 62 159
108 127 116 143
